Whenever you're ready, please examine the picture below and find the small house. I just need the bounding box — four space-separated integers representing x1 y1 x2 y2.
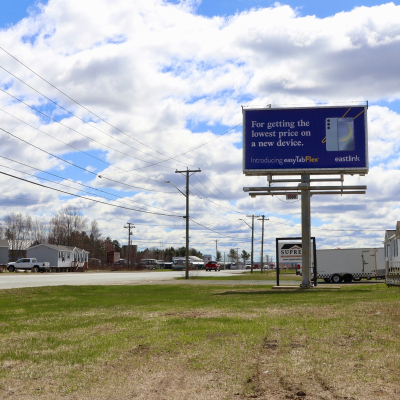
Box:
27 244 89 269
383 222 400 286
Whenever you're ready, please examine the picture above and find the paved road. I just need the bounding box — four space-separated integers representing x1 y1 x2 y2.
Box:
1 269 285 290
0 270 382 290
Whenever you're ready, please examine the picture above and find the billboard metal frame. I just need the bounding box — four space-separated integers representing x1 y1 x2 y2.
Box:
243 104 369 176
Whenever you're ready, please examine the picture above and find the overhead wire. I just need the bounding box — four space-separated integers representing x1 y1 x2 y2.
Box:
0 156 183 215
0 47 242 173
192 192 234 225
0 64 196 170
0 88 179 171
191 176 246 214
199 171 247 212
0 47 222 170
0 108 170 185
0 170 183 218
189 217 251 239
0 126 177 193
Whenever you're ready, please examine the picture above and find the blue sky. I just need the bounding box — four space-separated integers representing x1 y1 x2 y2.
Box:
0 0 391 29
0 1 46 28
1 0 400 256
188 0 387 18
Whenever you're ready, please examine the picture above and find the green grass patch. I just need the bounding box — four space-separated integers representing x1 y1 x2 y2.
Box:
0 283 399 399
180 270 301 281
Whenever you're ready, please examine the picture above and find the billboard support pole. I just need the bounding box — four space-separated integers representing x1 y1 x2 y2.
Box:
300 174 312 288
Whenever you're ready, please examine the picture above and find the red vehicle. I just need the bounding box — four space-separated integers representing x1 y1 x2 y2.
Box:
205 261 220 271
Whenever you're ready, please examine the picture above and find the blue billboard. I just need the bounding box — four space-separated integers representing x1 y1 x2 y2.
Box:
243 105 368 175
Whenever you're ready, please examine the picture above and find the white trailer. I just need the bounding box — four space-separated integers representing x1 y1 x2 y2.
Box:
308 248 385 283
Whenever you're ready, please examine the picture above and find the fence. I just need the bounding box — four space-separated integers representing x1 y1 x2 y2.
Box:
386 261 400 286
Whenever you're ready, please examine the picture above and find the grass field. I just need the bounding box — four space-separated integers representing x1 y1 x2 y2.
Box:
0 282 399 399
186 269 301 281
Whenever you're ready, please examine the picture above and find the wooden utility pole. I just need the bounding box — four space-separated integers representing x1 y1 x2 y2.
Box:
124 223 135 268
174 168 201 279
257 216 269 273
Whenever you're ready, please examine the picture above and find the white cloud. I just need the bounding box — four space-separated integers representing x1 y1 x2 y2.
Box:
0 0 399 257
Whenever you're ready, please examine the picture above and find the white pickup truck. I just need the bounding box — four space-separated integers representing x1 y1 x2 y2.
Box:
7 258 50 273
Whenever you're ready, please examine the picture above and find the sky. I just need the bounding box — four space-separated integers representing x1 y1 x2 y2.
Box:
0 0 400 261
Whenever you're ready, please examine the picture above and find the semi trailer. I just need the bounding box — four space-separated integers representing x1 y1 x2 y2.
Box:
299 247 385 283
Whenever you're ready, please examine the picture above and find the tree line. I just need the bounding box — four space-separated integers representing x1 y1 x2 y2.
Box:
0 207 256 265
0 207 211 264
0 206 105 261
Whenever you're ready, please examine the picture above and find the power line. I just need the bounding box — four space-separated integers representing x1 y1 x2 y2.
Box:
0 108 171 185
0 158 183 216
0 64 195 170
190 178 246 215
199 172 246 213
189 218 247 239
0 170 183 218
0 46 240 172
0 88 179 171
0 126 177 193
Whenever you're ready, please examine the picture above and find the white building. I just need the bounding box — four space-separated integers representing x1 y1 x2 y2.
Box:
383 222 400 286
27 244 89 269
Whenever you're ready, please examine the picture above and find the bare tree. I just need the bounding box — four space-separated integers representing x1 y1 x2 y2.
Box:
4 213 33 259
89 220 103 259
48 213 65 245
48 206 87 247
31 217 48 245
89 220 102 242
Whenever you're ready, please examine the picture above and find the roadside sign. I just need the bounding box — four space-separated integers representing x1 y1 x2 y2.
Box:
243 105 368 175
279 243 303 262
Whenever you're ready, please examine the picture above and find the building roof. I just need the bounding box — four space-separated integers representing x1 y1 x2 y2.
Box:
396 221 400 239
28 243 89 253
385 229 396 242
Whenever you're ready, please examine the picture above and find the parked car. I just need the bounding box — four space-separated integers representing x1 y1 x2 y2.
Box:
205 261 220 271
7 258 50 273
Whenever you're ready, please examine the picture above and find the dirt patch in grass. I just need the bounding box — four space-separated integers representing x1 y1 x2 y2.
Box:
0 350 245 399
1 285 400 399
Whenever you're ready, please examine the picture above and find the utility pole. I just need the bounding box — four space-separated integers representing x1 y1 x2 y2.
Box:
257 216 269 273
124 223 135 268
236 247 239 268
168 168 201 279
215 239 219 261
240 215 260 273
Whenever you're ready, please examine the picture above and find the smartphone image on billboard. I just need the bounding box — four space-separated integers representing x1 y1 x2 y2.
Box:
326 118 355 151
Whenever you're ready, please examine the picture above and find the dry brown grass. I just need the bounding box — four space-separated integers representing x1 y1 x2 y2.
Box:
1 284 399 399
